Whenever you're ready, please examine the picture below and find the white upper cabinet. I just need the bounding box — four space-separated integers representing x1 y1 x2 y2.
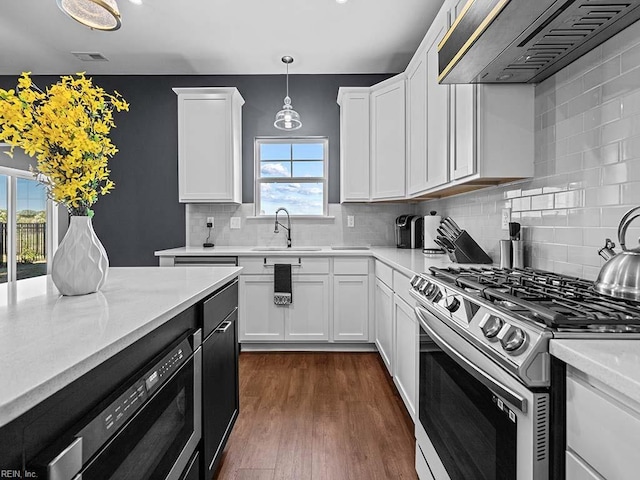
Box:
337 88 371 202
406 50 429 196
406 6 451 197
370 75 406 201
174 87 244 203
336 0 534 203
449 0 475 182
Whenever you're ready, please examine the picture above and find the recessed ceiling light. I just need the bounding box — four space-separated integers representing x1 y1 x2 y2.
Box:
336 0 348 4
128 0 142 4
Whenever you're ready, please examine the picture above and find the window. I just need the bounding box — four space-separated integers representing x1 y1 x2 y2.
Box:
255 137 328 216
0 166 57 283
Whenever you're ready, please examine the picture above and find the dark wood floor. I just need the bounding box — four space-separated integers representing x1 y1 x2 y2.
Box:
213 352 418 480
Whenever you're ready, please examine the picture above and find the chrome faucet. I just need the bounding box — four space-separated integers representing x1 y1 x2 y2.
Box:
274 207 292 248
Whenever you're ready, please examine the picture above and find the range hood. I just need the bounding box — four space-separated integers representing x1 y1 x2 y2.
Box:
438 0 640 84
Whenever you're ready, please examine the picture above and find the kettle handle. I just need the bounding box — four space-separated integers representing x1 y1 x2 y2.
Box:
618 206 640 251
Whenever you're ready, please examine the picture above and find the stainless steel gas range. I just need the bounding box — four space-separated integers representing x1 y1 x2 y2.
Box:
410 266 640 480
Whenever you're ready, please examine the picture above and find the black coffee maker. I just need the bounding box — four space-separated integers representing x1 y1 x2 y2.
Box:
395 215 423 249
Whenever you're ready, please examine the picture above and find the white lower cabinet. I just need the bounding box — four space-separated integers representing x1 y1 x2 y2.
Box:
239 275 285 341
566 369 640 480
333 275 369 341
393 295 417 420
239 274 329 342
286 275 330 341
375 278 394 375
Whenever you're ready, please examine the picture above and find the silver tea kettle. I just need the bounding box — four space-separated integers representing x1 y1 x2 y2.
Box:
595 206 640 301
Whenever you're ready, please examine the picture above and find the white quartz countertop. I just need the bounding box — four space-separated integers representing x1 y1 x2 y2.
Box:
0 266 242 427
155 245 478 278
550 340 640 403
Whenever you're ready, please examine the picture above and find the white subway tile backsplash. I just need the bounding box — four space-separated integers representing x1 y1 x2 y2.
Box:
567 208 601 227
567 87 602 117
512 197 532 212
554 227 583 246
602 66 640 103
601 162 628 185
585 185 620 206
583 56 621 91
531 194 555 210
522 188 543 196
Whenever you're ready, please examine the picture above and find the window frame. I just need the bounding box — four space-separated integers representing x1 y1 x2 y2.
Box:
254 136 329 217
0 164 58 283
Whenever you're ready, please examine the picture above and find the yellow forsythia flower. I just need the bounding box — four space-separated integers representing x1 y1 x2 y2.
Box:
0 73 128 215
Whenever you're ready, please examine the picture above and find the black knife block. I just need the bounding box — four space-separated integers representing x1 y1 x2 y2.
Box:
448 230 493 264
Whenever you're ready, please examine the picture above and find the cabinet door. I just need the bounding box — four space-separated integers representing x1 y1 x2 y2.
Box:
393 296 417 420
449 1 476 181
177 94 233 202
202 312 238 476
426 14 450 190
375 278 394 375
370 79 406 200
339 91 370 202
407 52 428 196
333 275 369 342
285 275 330 341
238 275 285 341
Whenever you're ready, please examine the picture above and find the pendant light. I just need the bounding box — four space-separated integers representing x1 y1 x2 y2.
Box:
57 0 122 31
274 56 302 131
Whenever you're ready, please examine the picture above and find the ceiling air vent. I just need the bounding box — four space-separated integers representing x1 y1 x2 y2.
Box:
72 52 109 62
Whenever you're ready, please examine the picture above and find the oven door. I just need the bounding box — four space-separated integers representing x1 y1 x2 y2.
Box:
72 346 202 480
415 306 548 480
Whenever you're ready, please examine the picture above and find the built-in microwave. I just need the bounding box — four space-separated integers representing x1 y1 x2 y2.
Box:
30 330 202 480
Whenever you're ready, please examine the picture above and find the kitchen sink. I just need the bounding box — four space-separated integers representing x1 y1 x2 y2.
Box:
251 246 323 252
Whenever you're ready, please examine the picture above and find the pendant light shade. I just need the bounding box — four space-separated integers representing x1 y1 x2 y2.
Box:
274 56 302 131
57 0 122 31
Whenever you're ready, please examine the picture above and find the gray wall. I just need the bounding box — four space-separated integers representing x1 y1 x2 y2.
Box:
0 74 391 266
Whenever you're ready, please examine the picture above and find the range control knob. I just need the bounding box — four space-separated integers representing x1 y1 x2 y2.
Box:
444 297 460 312
410 275 422 288
419 281 432 294
497 325 527 353
430 287 443 303
479 315 504 338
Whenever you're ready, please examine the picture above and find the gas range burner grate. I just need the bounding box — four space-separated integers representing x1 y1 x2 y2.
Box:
429 266 640 331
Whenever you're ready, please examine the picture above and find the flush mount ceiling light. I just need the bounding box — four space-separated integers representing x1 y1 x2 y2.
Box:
57 0 122 31
274 56 302 131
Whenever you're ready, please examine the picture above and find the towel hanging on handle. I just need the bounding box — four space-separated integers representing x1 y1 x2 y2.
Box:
274 263 292 305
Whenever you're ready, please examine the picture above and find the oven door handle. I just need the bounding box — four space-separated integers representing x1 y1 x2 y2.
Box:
416 307 528 413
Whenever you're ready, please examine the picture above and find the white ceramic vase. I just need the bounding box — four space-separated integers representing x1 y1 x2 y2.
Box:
51 216 109 296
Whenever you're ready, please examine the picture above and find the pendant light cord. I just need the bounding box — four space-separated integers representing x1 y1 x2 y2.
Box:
286 62 290 98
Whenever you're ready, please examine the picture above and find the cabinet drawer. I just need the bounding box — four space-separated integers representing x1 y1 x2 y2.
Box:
567 374 640 480
566 451 602 480
203 280 238 338
334 257 369 275
239 256 330 275
375 260 393 287
393 270 413 306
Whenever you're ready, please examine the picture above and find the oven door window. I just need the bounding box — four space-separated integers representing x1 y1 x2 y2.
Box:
419 326 516 480
82 358 194 480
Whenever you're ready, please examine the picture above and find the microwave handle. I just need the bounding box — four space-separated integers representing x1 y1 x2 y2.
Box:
416 307 528 413
47 437 83 480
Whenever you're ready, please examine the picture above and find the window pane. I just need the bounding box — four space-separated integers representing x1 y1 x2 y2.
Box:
260 143 291 161
260 182 323 216
292 143 324 160
0 175 6 284
16 178 47 281
292 161 323 178
260 161 291 178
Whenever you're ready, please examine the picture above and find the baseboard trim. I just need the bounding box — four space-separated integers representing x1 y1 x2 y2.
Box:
240 342 378 352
